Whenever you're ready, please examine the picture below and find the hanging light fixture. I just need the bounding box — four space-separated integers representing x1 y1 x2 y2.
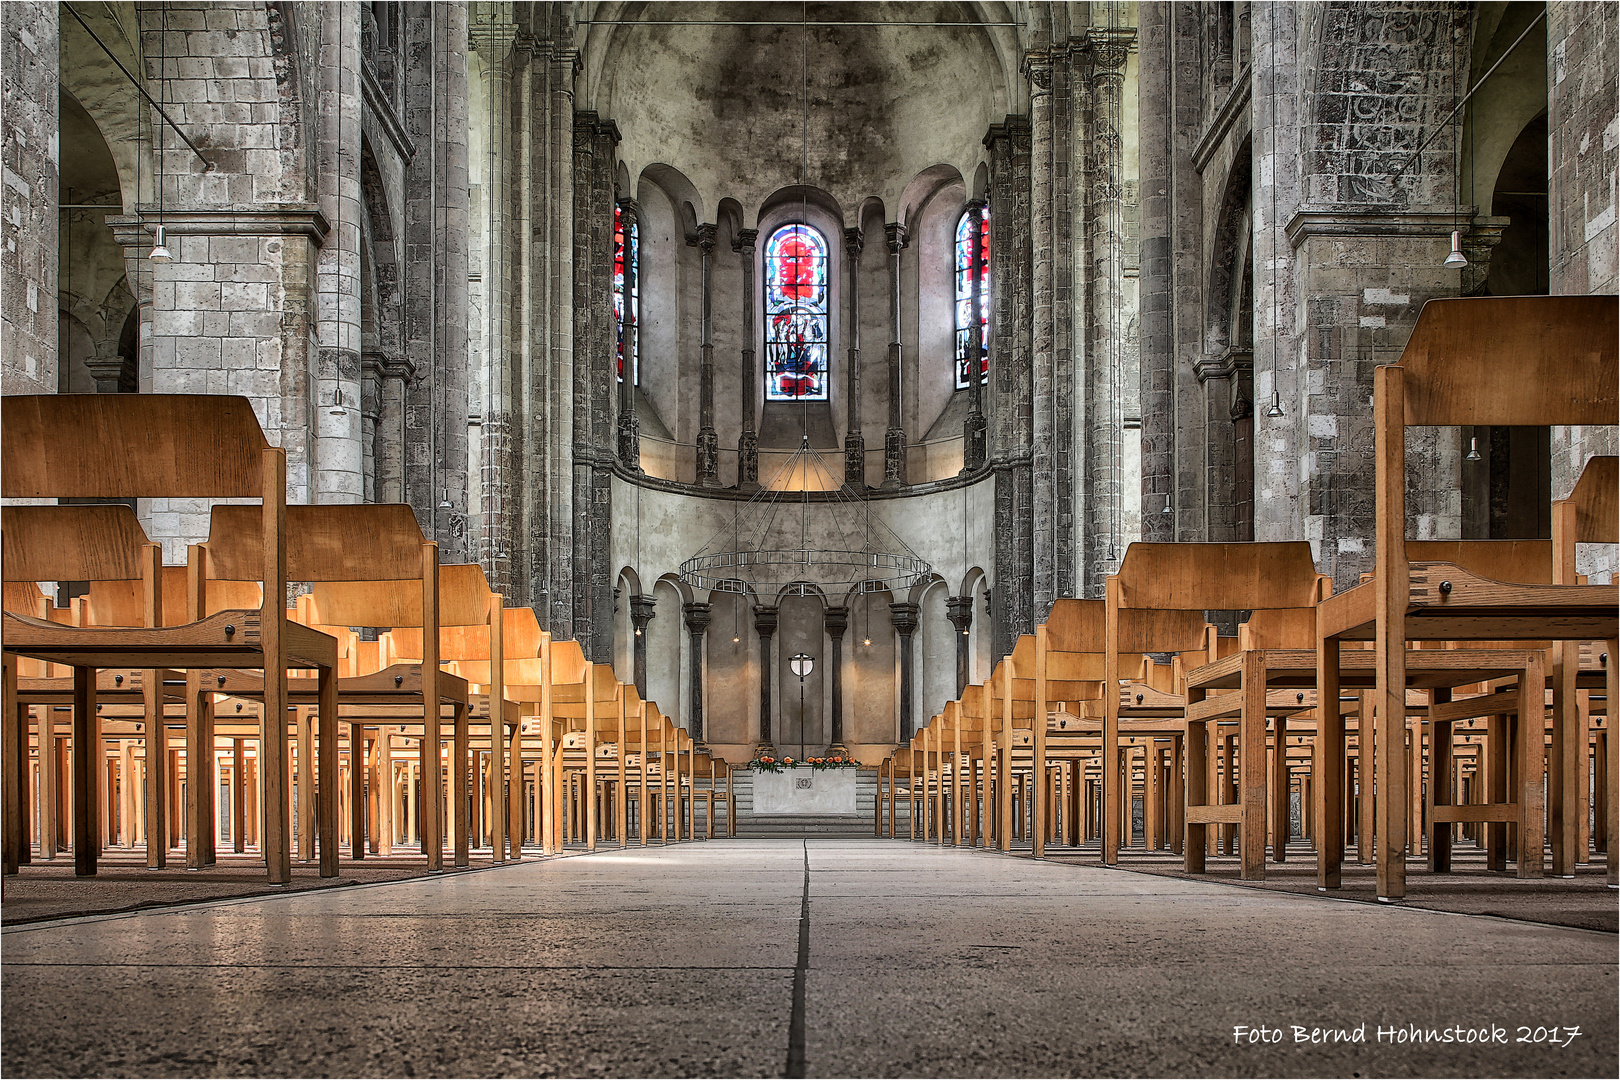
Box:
1160 497 1173 516
1465 435 1482 461
149 224 173 262
1443 230 1469 269
1265 390 1285 418
328 387 348 416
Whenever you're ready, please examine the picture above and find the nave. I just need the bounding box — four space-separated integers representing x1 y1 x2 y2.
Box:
2 840 1614 1078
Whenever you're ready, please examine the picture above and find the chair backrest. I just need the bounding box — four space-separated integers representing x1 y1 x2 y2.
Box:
208 502 427 591
1396 295 1617 428
2 394 270 500
1 504 152 584
1405 540 1553 585
1565 455 1618 546
1381 298 1618 587
1114 541 1321 611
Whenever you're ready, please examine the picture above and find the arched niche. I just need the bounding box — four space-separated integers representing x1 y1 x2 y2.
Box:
755 188 845 453
846 586 897 744
705 587 757 754
917 577 955 732
636 165 699 464
776 586 828 757
646 575 686 727
911 170 970 460
612 567 642 686
58 87 135 396
966 569 991 686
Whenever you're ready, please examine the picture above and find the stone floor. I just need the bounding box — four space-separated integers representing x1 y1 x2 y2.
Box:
1044 843 1620 933
2 839 1615 1078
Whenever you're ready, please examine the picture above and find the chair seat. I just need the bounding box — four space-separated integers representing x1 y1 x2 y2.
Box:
1318 562 1618 642
3 608 336 670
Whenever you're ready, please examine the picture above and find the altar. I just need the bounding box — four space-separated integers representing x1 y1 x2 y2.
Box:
752 767 859 815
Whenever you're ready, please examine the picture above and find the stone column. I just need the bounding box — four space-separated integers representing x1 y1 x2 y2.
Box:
824 606 849 752
0 0 58 396
890 602 920 742
946 595 974 695
316 0 365 505
843 228 865 487
695 223 720 486
1085 27 1132 596
629 594 655 698
734 228 760 489
963 199 988 471
683 602 710 742
881 223 908 488
984 118 1035 660
754 606 779 751
617 199 641 470
1027 49 1057 616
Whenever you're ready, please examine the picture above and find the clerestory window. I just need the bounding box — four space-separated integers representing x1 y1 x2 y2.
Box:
763 223 829 401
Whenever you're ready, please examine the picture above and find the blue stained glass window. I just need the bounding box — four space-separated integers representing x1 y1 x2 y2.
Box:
614 205 638 384
763 224 829 402
953 207 990 390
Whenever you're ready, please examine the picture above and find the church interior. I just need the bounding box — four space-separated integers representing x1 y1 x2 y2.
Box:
2 2 1617 1077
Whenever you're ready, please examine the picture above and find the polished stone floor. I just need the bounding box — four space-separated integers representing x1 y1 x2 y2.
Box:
2 840 1615 1078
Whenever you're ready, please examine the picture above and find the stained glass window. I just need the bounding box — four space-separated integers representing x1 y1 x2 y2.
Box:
763 224 829 401
953 206 990 390
614 204 639 384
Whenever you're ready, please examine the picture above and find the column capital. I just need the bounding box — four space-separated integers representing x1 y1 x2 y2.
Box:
695 222 718 255
753 604 779 634
1023 50 1056 90
965 197 988 216
843 227 864 258
945 595 974 633
733 227 759 254
883 222 908 253
629 593 656 630
616 197 641 226
823 605 849 637
682 600 712 634
888 601 920 636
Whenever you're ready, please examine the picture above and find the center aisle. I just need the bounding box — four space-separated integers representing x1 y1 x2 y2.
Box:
3 840 1615 1078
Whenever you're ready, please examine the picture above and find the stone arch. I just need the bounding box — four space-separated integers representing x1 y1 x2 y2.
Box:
896 163 965 235
1304 3 1472 207
916 575 955 732
646 574 685 725
1204 137 1252 355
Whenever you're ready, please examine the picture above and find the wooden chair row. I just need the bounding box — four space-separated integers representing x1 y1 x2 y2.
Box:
1 394 715 888
880 296 1618 899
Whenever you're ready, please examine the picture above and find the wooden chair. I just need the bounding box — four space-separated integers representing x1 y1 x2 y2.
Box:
0 394 338 883
1121 543 1332 879
1315 295 1619 900
370 563 518 863
2 503 267 873
1551 455 1618 882
207 501 460 872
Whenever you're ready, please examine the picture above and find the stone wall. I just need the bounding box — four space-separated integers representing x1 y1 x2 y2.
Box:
1 1 58 397
1547 0 1618 582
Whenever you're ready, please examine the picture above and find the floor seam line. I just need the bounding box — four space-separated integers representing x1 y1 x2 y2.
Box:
785 838 811 1079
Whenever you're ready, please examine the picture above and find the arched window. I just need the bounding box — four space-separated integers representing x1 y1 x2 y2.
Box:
614 204 638 384
953 206 989 390
763 223 829 401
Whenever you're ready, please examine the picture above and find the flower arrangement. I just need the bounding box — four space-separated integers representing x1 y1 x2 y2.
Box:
749 754 858 772
805 755 858 770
